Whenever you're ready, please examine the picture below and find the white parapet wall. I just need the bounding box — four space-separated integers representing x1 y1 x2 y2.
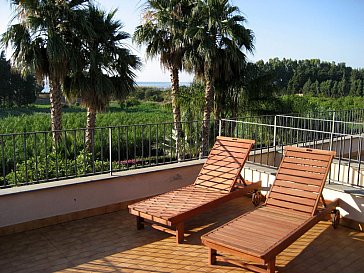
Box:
0 160 205 229
330 161 364 187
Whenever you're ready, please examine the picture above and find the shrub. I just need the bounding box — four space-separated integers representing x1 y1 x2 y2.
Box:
125 98 140 107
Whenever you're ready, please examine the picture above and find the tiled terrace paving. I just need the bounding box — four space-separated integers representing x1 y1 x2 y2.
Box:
1 197 363 273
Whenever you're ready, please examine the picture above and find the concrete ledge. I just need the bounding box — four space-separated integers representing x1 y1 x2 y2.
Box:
0 160 205 231
0 160 206 196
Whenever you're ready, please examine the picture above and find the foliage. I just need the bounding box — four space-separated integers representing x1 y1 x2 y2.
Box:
120 98 141 108
256 58 364 97
64 5 140 113
134 0 192 152
3 152 119 186
129 87 167 103
0 102 172 133
179 81 205 121
0 51 41 107
2 0 92 139
184 0 254 153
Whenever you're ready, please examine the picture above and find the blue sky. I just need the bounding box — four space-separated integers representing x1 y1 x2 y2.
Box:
1 0 363 82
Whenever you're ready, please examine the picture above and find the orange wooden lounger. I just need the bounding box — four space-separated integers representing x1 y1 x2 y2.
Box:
128 136 261 243
202 147 340 273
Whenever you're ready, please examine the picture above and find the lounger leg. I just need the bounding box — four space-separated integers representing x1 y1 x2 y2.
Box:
176 223 184 243
136 216 144 230
208 248 217 265
267 258 276 273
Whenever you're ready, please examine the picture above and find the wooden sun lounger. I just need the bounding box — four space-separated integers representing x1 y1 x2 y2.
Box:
201 146 340 273
128 136 261 243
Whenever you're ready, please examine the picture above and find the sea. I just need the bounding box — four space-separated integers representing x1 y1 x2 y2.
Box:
41 82 191 92
136 82 191 88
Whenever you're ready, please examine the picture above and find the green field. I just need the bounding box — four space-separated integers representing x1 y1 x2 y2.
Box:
0 102 173 134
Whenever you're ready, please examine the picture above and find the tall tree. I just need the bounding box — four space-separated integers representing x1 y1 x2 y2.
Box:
64 5 140 149
2 0 90 141
185 0 254 155
134 0 192 159
0 51 12 106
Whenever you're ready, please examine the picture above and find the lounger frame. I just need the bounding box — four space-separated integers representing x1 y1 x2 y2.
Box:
202 146 340 272
128 136 261 243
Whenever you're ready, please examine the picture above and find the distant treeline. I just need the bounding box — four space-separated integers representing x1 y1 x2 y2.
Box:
0 51 41 107
256 58 364 97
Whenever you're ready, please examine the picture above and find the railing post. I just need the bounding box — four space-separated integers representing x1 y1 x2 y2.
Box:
109 127 112 176
218 119 222 136
273 115 277 147
329 112 336 151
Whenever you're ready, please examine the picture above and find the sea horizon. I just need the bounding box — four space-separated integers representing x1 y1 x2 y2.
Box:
41 81 191 92
136 81 191 88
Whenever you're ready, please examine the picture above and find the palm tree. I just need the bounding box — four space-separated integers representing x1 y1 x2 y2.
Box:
185 0 254 155
2 0 90 142
64 5 141 149
134 0 192 160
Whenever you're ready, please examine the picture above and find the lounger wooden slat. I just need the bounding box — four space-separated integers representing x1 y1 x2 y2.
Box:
274 179 320 193
202 146 340 273
209 150 248 159
267 199 314 214
216 139 254 148
283 156 329 167
271 185 318 199
276 173 324 186
269 191 316 207
213 145 250 153
285 150 332 162
280 162 327 174
128 137 261 243
279 168 325 180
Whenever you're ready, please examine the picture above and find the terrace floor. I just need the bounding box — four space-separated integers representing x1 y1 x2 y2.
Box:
1 197 364 273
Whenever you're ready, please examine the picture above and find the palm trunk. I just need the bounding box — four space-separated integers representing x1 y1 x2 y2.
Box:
85 105 96 151
49 79 63 143
214 90 221 136
170 67 183 161
202 71 214 157
230 100 237 134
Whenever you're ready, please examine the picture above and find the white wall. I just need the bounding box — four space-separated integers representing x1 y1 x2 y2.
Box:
0 161 204 228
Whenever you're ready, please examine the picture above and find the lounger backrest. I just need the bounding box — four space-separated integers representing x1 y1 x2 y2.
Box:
194 136 254 193
266 147 335 216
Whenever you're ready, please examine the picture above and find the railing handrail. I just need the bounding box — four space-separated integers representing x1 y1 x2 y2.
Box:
221 118 364 138
2 107 364 188
275 114 364 126
0 119 207 137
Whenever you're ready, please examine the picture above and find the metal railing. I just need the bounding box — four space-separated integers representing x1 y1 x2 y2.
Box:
2 108 364 189
220 116 364 188
0 120 218 188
